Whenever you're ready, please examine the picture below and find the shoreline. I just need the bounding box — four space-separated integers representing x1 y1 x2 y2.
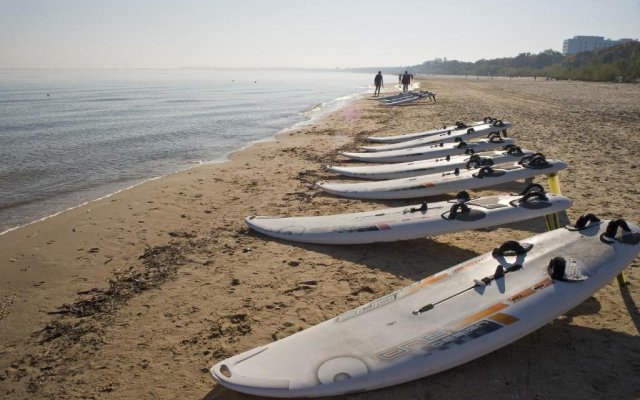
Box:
0 88 365 236
1 77 639 399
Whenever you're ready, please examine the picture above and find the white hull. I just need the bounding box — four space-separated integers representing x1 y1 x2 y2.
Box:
317 159 568 200
366 118 499 143
360 121 512 152
328 148 533 180
212 217 640 397
246 193 572 244
341 138 515 163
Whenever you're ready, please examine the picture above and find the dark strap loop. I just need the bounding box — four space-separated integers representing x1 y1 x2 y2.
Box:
456 141 467 149
455 137 464 142
604 218 631 239
519 183 545 196
492 119 505 127
456 190 470 202
475 166 494 178
487 131 503 140
465 155 480 169
410 202 428 213
571 213 601 230
518 152 545 164
466 156 494 169
456 122 467 129
505 144 524 155
445 155 451 161
548 257 566 280
467 128 475 134
518 153 549 168
464 148 475 155
522 154 550 169
483 116 494 123
446 130 452 136
521 191 548 202
448 202 470 220
492 240 533 257
489 134 504 143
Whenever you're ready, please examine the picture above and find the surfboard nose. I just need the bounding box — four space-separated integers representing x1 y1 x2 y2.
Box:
211 346 292 392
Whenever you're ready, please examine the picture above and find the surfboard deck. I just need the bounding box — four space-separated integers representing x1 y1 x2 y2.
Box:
327 148 533 180
317 158 568 200
361 121 512 152
211 217 640 398
245 192 572 244
341 138 515 163
366 118 504 143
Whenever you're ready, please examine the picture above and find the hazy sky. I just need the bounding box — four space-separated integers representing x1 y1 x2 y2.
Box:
1 0 638 69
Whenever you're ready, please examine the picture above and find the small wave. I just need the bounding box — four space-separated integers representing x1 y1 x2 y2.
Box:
86 97 134 102
333 94 355 101
302 103 323 114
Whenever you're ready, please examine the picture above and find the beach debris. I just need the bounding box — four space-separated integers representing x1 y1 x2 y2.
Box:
351 286 375 296
0 294 14 321
35 320 99 344
47 241 188 318
168 230 196 238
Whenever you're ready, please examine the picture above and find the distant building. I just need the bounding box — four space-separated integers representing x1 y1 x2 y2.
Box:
562 36 635 56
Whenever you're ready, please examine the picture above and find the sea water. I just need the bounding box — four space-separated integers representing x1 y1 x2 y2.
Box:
0 69 371 233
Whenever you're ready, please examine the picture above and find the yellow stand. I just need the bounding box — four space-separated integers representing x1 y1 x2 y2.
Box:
544 173 562 231
617 272 629 286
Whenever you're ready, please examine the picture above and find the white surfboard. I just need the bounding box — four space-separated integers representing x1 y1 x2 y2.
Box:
319 155 566 201
380 91 430 103
366 117 501 143
360 121 511 152
328 147 533 180
317 155 567 200
341 138 515 164
245 189 572 245
211 216 640 398
379 92 420 102
383 91 436 105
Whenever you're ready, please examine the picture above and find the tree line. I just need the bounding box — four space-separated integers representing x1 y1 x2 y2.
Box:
349 42 640 83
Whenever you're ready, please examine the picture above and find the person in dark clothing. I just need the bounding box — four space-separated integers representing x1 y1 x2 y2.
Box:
373 71 383 97
401 71 412 93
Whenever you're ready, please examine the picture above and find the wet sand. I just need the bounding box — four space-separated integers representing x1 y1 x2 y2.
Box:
1 77 639 399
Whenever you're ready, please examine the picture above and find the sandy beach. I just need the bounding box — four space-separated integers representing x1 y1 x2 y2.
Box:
1 77 639 399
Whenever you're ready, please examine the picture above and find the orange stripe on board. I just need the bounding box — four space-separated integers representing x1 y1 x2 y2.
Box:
451 258 482 274
405 274 449 296
489 312 519 325
454 302 508 329
422 182 436 187
415 274 448 290
509 278 553 303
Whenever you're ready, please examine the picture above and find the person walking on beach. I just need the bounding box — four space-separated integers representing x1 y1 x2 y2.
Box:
401 71 412 93
373 71 383 97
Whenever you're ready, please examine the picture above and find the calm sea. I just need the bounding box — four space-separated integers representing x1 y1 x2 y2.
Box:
0 69 371 233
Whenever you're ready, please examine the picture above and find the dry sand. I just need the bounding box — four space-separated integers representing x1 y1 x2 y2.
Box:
1 77 639 400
